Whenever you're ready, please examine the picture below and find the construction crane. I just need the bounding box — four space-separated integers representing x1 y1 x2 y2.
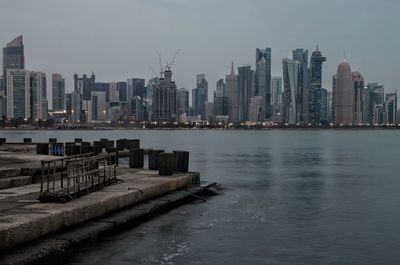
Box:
169 49 181 69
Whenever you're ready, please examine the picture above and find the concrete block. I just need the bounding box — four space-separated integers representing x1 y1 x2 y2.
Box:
126 139 140 150
173 150 189 172
36 143 49 155
159 153 174 176
129 149 144 168
148 150 164 170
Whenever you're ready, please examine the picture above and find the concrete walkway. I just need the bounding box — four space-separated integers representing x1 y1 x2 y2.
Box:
0 167 195 251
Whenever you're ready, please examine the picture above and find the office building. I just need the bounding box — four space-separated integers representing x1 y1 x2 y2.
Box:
334 60 353 124
152 67 177 122
282 58 301 124
192 74 208 120
315 88 328 124
309 46 326 123
52 74 65 111
30 71 47 120
255 48 272 120
238 66 254 121
177 88 189 121
352 71 364 124
6 69 30 120
385 93 397 124
249 96 262 123
293 48 309 122
225 62 239 122
271 76 282 115
3 35 25 92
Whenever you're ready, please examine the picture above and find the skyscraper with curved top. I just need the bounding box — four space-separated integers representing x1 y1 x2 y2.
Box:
334 60 353 124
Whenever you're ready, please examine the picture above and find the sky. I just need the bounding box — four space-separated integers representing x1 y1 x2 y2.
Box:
1 0 399 106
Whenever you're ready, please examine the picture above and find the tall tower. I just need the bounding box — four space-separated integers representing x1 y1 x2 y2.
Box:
271 77 282 116
225 62 239 122
293 49 309 122
238 65 254 121
152 67 177 122
2 35 25 92
334 59 353 124
352 71 364 124
282 58 301 124
309 46 326 124
255 48 272 120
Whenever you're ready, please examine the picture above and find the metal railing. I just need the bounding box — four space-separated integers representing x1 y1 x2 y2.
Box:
39 152 118 202
40 152 94 193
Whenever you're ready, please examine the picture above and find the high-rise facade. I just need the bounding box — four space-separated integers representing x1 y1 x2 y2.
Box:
255 48 271 120
293 48 309 122
282 58 301 124
249 96 262 123
192 74 208 120
271 76 282 116
385 93 397 124
352 71 364 124
177 88 189 120
309 46 326 124
152 67 177 122
3 35 25 92
334 60 353 124
52 74 65 111
238 66 254 121
30 71 47 120
6 69 30 120
225 63 239 122
315 88 328 124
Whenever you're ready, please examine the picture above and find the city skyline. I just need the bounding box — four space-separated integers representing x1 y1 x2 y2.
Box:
0 0 399 100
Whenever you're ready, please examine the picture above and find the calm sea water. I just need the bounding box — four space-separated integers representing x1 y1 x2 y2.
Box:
2 129 400 265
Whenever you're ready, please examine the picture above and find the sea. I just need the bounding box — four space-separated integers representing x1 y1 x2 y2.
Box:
1 129 400 265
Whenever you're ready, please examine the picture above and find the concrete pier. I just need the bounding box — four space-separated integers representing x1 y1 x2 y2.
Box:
0 167 197 251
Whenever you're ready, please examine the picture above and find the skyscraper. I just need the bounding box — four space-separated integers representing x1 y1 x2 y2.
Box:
309 46 326 124
52 74 65 111
177 88 189 120
117 81 128 102
282 58 301 124
315 88 328 124
152 67 177 122
238 66 254 121
6 69 30 120
192 74 208 120
3 35 25 92
255 48 272 120
293 48 309 122
30 71 47 120
352 71 364 124
334 60 353 125
271 76 282 116
225 62 239 122
215 79 225 98
385 93 397 124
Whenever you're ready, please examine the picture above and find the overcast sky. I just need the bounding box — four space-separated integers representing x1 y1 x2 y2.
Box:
1 0 399 101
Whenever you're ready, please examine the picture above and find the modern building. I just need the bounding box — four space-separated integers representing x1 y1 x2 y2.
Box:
108 82 119 103
225 62 239 122
177 88 189 122
65 91 81 123
117 81 128 102
90 91 107 122
205 102 214 124
215 79 225 98
6 69 30 120
282 58 301 124
30 71 47 120
152 67 177 122
385 93 397 124
293 48 309 122
352 71 364 124
255 48 272 120
3 35 25 92
127 78 145 100
331 75 337 123
249 96 262 123
309 46 326 123
52 74 65 111
192 74 208 120
271 76 282 116
364 83 384 124
315 88 328 124
334 60 353 125
237 66 254 122
214 96 228 117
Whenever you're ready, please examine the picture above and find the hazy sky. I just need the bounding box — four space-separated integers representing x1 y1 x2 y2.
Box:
1 0 399 101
